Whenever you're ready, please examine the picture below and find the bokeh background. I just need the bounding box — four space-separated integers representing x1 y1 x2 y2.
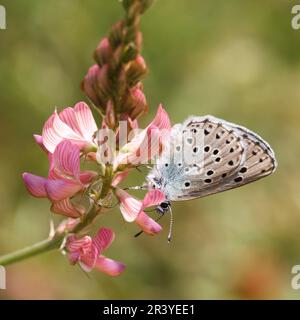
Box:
0 0 300 299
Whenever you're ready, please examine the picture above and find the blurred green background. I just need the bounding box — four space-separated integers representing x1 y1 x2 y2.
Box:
0 0 300 299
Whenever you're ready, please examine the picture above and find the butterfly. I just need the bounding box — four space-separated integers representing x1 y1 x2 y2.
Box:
141 115 277 241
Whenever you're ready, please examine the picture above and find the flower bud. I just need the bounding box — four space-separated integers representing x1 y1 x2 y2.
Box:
122 83 148 119
109 21 124 49
81 64 104 107
104 100 116 129
126 55 148 86
122 43 138 63
94 37 113 67
96 64 111 99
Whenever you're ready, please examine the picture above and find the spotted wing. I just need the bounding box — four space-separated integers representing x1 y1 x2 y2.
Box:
154 115 277 201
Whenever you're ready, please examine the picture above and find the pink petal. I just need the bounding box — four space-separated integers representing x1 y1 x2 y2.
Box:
116 124 161 167
57 218 80 234
46 179 82 201
66 235 92 252
22 173 47 198
95 256 126 276
82 65 101 105
111 170 130 187
92 228 115 253
128 125 161 164
68 252 80 265
142 189 166 209
66 235 97 271
79 245 99 272
115 189 143 222
149 104 171 130
59 107 82 136
51 198 85 218
33 134 48 153
135 211 162 235
51 140 81 179
59 102 98 141
79 170 98 185
42 110 82 153
73 102 98 140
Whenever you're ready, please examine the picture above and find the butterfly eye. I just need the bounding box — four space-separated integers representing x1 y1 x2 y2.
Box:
152 184 156 189
160 202 169 209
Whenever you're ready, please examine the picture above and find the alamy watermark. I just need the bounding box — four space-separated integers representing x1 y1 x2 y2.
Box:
291 265 300 290
0 5 6 30
292 5 300 30
0 265 6 289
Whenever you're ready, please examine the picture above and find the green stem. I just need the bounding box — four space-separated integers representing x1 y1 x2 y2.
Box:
0 235 63 266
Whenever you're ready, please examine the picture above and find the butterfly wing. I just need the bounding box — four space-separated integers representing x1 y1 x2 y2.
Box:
149 115 277 201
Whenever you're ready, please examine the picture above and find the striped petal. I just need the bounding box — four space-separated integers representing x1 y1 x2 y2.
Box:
42 110 82 153
79 170 98 185
66 235 93 265
51 140 81 179
59 107 82 136
46 179 82 201
59 102 97 140
116 124 160 167
73 102 98 140
142 189 166 208
95 256 126 276
149 104 171 130
79 245 99 272
135 211 162 235
116 189 143 222
66 235 92 252
51 198 85 218
22 173 47 198
92 228 115 253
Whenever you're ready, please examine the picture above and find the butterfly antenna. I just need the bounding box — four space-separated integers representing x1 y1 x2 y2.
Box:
124 183 148 191
167 205 173 243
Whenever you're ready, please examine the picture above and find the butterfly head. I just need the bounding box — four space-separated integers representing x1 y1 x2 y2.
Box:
146 169 164 191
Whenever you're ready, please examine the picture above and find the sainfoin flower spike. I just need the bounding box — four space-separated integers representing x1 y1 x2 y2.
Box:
66 228 125 276
0 1 169 274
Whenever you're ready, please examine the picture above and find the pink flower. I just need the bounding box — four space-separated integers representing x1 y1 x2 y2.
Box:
116 189 166 235
22 140 97 217
81 64 110 109
42 102 98 154
111 170 131 187
94 37 113 67
66 228 125 276
114 104 171 169
122 83 149 120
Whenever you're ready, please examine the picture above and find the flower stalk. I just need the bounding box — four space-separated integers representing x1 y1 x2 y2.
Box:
0 0 171 275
